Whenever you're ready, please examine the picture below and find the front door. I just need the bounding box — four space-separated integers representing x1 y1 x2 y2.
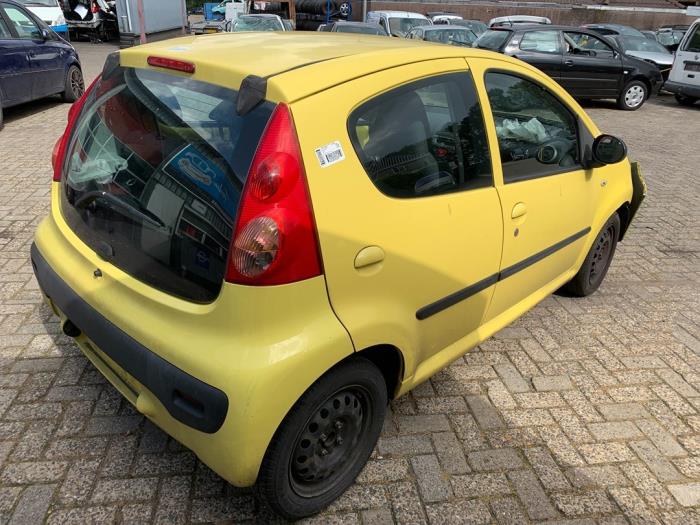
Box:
477 68 597 323
0 3 33 106
511 29 563 82
2 4 63 99
561 31 624 98
294 60 504 382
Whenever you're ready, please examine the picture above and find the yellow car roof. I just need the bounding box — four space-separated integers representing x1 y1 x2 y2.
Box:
119 32 523 103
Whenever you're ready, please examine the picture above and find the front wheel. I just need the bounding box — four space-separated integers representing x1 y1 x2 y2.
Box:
675 94 698 107
563 213 620 297
617 80 648 111
257 357 387 520
62 65 85 103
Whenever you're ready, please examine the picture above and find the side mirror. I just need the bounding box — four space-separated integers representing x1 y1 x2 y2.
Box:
41 28 50 40
592 134 627 165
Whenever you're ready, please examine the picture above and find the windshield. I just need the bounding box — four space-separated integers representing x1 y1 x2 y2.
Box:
683 25 700 52
425 28 476 46
232 17 280 32
60 67 274 302
388 17 430 37
620 36 671 54
16 0 59 5
336 24 384 35
474 30 511 50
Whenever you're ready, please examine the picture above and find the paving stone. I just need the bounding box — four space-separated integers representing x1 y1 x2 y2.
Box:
9 485 56 525
578 443 636 464
465 395 504 430
357 458 410 484
668 483 700 507
636 419 688 458
494 363 530 393
533 375 574 392
524 447 571 491
91 478 158 504
468 448 524 472
378 435 433 456
411 455 452 503
451 472 512 498
608 487 661 525
565 465 630 488
629 440 685 483
489 496 527 525
1 460 67 484
424 499 491 525
387 482 426 525
508 469 558 520
431 432 469 474
360 507 394 525
588 421 644 441
395 415 450 435
552 490 617 517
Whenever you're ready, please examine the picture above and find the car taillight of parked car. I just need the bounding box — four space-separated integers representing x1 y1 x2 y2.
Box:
226 103 323 286
91 1 100 13
52 75 101 182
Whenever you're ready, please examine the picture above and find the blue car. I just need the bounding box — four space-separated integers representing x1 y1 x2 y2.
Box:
0 0 83 130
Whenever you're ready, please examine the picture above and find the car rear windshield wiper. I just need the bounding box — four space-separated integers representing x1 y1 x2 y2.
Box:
75 191 167 230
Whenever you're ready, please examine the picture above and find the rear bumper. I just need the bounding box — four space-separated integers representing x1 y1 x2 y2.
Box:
664 80 700 99
31 243 229 434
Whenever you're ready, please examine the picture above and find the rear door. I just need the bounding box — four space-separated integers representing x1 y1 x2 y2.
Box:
510 29 563 82
669 22 700 90
294 59 503 382
561 31 623 98
0 3 34 106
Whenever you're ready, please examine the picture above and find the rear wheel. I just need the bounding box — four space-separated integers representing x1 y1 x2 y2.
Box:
675 94 698 106
617 80 648 111
563 213 620 297
257 357 387 520
62 65 85 103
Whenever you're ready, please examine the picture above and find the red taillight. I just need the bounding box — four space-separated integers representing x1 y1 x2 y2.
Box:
147 56 195 74
226 103 322 286
91 1 99 13
52 75 101 182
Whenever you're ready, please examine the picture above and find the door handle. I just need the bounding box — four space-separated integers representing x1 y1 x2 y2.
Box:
564 59 574 66
511 202 528 219
354 246 385 269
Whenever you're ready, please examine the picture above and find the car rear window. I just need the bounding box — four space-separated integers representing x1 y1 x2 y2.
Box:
683 24 700 52
474 29 511 50
59 65 274 302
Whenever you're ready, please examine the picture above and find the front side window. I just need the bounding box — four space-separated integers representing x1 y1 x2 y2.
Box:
520 30 562 54
349 72 492 198
564 32 616 58
3 5 41 39
485 72 580 183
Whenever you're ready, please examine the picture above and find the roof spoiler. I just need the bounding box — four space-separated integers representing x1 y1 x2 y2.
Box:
237 75 267 116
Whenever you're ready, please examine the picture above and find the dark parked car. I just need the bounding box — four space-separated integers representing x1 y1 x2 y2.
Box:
473 26 663 110
580 23 646 38
0 0 83 129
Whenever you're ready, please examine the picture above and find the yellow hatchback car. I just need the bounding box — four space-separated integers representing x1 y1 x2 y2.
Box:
32 33 645 518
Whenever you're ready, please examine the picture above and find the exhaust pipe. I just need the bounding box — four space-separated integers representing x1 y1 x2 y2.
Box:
62 320 81 338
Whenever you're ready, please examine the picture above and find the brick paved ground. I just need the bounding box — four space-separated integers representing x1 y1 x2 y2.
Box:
0 43 699 524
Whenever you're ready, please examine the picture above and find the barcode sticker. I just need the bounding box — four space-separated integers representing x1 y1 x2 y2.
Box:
314 141 345 168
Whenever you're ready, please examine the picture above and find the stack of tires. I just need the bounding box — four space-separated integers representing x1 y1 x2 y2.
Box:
295 0 344 31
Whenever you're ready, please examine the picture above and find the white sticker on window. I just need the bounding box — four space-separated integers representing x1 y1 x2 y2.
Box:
315 141 345 168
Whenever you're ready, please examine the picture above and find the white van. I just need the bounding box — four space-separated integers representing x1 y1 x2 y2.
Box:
665 18 700 106
366 10 431 37
15 0 68 38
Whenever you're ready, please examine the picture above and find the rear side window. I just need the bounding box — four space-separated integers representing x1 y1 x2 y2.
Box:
485 72 580 183
60 66 274 302
520 30 562 54
348 72 492 198
474 30 511 50
683 25 700 52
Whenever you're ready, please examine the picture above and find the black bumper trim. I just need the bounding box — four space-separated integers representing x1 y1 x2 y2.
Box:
663 80 700 99
30 243 228 434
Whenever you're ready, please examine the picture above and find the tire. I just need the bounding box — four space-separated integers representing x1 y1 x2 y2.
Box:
617 80 648 111
257 357 387 520
0 103 3 132
675 94 698 107
563 213 620 297
61 65 85 103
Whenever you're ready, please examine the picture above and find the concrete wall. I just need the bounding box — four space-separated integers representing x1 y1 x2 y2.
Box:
349 1 695 29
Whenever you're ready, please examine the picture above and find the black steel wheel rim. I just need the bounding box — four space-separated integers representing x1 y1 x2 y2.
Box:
589 224 614 285
71 69 85 98
289 385 372 498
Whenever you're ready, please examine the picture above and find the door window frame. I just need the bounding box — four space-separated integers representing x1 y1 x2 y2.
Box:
483 68 586 184
346 70 495 199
